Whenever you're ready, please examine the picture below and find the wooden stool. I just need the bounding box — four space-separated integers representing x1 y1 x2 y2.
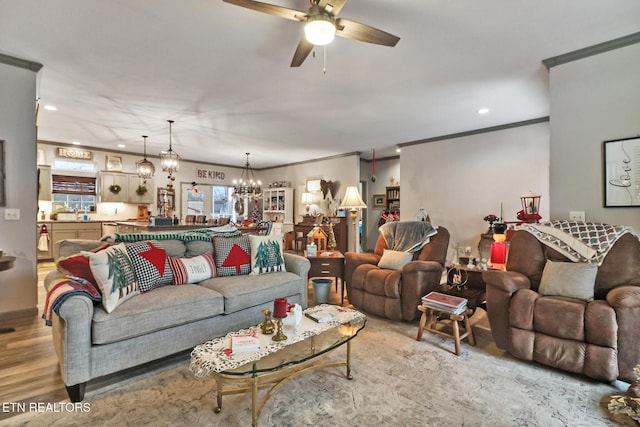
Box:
416 305 475 356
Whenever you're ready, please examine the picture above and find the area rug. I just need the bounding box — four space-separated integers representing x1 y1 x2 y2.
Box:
5 312 634 426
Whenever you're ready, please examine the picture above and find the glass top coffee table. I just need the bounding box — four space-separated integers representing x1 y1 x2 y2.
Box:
190 305 366 427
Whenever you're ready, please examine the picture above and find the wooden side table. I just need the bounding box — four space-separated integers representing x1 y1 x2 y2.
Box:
416 304 475 356
0 255 17 334
306 251 345 305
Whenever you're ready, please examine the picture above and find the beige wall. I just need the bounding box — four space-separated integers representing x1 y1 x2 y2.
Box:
399 122 550 263
549 42 640 231
0 61 39 316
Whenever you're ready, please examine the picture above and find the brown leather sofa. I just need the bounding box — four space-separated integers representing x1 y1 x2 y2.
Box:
344 226 449 321
483 229 640 383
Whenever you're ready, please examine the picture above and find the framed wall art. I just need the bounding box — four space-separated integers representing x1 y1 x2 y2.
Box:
372 194 386 208
603 137 640 207
105 155 123 172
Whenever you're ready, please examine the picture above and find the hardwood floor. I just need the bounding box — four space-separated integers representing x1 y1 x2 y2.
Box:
0 261 69 422
0 261 346 421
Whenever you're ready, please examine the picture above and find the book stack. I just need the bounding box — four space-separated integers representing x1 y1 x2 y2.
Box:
305 309 336 323
421 292 468 315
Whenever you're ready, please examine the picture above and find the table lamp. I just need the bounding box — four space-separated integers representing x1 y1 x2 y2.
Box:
340 186 367 253
301 192 313 214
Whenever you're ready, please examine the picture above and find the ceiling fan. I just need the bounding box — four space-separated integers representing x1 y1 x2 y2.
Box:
222 0 400 67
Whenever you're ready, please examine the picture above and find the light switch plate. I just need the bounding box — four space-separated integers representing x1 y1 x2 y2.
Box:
569 211 585 221
4 209 20 220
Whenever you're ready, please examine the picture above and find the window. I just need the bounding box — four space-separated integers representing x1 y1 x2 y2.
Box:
52 175 96 212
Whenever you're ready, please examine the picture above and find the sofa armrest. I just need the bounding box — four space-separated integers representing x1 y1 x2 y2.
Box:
344 252 381 288
51 295 94 387
284 253 311 308
482 270 531 350
400 260 444 321
606 285 640 382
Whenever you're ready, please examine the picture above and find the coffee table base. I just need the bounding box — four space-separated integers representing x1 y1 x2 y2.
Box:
212 340 353 426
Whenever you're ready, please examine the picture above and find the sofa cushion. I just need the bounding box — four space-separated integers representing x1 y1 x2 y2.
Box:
248 234 286 275
168 253 216 285
91 284 224 344
539 260 597 301
533 296 585 341
213 235 251 277
199 272 302 314
151 239 187 258
84 243 140 313
185 240 214 258
125 241 173 293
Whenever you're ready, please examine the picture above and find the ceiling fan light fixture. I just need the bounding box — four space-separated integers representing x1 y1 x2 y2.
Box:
304 13 336 46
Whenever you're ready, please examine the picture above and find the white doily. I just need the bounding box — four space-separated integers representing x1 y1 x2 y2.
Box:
189 304 366 378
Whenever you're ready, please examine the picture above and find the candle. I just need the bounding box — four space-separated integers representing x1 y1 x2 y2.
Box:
490 241 508 265
273 297 288 318
500 202 503 222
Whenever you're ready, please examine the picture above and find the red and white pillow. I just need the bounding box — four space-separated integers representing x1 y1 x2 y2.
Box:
213 235 251 277
168 252 216 285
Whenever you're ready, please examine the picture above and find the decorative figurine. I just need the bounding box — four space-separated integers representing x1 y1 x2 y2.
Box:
260 309 275 335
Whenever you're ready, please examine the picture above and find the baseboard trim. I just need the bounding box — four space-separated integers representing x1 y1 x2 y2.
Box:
0 307 39 320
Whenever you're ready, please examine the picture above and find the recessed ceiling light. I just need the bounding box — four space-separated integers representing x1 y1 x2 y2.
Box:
44 105 57 111
477 108 490 115
71 141 81 145
396 148 401 153
117 144 126 148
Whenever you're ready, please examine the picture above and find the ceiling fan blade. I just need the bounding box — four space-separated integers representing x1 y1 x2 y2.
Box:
317 0 348 16
335 18 400 47
223 0 306 22
290 36 314 67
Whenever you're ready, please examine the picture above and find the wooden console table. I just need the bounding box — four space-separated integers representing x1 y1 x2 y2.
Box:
0 255 17 334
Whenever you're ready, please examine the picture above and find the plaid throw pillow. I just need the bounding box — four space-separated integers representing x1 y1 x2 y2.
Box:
125 241 173 293
213 235 251 277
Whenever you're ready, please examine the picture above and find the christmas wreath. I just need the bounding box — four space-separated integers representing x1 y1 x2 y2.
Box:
109 184 122 195
136 185 148 196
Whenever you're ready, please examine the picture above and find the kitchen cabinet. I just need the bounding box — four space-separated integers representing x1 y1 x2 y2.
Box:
99 172 154 204
262 187 294 232
127 175 154 204
38 165 52 201
50 222 102 259
99 172 129 203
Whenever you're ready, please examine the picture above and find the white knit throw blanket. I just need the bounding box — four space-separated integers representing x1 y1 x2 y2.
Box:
518 220 638 266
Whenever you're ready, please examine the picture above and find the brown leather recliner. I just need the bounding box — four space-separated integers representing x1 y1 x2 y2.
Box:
345 226 449 321
483 229 640 383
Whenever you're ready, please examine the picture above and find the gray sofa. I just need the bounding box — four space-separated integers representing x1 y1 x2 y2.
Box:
45 237 310 402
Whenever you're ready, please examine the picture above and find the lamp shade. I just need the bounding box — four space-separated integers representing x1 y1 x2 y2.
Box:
340 186 366 209
301 192 313 205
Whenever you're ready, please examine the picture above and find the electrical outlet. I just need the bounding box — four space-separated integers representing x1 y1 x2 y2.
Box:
569 211 585 221
4 209 20 220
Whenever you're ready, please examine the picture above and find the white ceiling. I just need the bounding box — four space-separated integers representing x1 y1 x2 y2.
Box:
2 0 639 168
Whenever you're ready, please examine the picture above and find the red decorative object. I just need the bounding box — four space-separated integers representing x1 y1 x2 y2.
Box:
221 244 251 274
273 297 288 318
516 191 542 223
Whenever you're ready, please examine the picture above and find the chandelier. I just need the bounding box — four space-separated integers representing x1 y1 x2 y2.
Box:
233 153 261 197
159 119 180 180
135 135 155 183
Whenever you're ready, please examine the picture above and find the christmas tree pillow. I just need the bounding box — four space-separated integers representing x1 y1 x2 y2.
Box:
213 235 251 277
84 243 139 313
125 241 173 292
248 234 286 275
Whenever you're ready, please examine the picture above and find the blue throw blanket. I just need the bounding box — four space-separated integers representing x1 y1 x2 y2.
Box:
380 221 438 253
